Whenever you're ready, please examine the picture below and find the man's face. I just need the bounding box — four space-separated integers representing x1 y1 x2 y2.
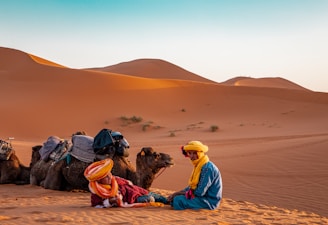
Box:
98 173 112 184
187 150 198 160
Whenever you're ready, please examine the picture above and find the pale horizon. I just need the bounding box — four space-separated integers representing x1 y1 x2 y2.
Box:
1 0 328 92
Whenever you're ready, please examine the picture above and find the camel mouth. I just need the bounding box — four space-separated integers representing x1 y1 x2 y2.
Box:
164 160 174 168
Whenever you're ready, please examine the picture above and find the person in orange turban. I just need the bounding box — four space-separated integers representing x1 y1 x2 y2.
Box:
84 158 167 208
167 141 222 210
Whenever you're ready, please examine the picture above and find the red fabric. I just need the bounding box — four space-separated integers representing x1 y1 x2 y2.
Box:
115 176 148 204
90 176 149 206
185 189 195 199
91 193 103 207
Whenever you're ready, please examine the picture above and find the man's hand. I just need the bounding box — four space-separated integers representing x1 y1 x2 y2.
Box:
167 190 186 203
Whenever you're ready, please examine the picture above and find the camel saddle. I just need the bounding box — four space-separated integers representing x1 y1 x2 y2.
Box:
69 135 96 163
93 128 114 155
0 139 13 161
49 140 70 161
39 136 69 162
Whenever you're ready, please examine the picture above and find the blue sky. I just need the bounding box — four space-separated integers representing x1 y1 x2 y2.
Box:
1 0 328 92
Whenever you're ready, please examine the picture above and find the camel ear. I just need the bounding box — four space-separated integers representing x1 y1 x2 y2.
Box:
140 150 145 156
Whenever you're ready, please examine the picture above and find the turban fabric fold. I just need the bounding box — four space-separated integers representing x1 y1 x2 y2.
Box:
84 158 114 181
183 141 208 153
84 159 118 199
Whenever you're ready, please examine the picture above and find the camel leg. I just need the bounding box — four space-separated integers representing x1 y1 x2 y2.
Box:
44 161 63 190
30 174 38 185
15 166 30 185
0 161 20 184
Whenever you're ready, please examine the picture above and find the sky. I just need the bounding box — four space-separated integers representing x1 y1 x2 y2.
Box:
1 0 328 92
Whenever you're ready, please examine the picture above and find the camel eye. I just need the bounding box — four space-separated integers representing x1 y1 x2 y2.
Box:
153 153 160 159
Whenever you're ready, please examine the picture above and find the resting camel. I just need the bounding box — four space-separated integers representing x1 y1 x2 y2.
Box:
30 130 174 191
30 146 174 191
30 131 87 187
0 143 30 185
30 144 60 187
30 131 128 190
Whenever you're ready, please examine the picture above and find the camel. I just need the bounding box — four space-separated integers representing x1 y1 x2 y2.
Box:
30 130 174 191
30 131 128 189
30 131 89 187
0 140 30 184
30 144 58 187
30 146 174 191
112 147 175 190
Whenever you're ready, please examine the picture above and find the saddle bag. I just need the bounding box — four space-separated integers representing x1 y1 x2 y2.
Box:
49 140 70 161
39 136 62 161
93 129 115 155
70 135 95 163
0 139 13 161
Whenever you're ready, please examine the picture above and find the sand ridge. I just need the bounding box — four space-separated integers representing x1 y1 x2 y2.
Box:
0 185 327 225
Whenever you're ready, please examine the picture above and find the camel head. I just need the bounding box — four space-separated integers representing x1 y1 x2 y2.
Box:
30 145 42 168
136 147 174 175
135 147 174 190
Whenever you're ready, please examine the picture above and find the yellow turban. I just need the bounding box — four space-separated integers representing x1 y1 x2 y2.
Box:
183 141 208 153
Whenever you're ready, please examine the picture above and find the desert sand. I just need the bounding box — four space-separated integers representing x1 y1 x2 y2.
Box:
0 47 327 224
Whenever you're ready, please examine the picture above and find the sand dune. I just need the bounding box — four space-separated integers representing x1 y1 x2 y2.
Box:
85 58 216 83
1 47 328 223
29 54 66 68
221 76 310 91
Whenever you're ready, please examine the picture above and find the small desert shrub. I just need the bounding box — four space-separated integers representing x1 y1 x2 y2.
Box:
142 121 154 131
142 124 162 131
181 108 186 112
142 124 150 131
169 132 176 137
210 125 219 132
131 116 142 123
187 122 204 130
120 115 143 124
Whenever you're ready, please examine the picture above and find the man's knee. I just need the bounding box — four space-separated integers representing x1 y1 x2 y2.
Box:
172 195 187 210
